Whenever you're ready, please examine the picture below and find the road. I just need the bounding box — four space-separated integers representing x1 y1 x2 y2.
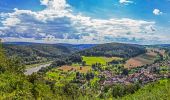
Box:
24 63 51 75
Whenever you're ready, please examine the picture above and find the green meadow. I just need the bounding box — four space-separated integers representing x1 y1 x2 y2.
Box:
82 56 122 66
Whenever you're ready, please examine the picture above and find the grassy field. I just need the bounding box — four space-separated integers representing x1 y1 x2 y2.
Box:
121 79 170 100
82 56 122 66
124 51 157 69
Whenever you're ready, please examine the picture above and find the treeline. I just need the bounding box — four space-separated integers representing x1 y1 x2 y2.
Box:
79 43 146 58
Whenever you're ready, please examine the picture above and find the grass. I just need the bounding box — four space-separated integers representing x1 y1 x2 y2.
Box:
82 56 122 66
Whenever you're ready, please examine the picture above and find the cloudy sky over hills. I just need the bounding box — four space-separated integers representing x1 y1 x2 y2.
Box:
0 0 170 44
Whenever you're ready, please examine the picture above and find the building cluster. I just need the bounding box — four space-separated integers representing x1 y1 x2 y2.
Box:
100 60 170 86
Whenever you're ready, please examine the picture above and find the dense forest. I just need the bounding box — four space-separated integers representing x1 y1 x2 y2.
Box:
79 43 146 58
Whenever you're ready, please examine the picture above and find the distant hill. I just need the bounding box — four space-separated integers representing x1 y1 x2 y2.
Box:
4 42 96 50
146 44 170 56
145 44 170 48
59 43 97 51
79 43 146 58
3 42 39 45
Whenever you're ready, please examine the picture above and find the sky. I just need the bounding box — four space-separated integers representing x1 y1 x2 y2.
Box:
0 0 170 44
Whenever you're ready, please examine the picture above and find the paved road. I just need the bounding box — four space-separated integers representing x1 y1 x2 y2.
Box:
24 63 51 75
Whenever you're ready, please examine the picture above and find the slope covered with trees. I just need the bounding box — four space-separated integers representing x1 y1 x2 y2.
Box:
79 43 146 58
3 44 75 65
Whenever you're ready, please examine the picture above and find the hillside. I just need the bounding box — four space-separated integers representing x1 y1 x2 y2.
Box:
121 79 170 100
79 43 146 58
3 43 74 65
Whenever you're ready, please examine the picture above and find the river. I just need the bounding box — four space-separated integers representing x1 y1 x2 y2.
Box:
24 63 51 75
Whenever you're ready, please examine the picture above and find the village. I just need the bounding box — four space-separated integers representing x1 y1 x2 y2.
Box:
100 59 170 86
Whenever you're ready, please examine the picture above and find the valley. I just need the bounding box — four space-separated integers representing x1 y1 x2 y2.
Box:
1 42 170 99
0 0 169 99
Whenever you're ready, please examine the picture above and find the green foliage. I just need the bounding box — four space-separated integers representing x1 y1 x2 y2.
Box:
31 81 54 99
0 47 8 73
122 79 170 100
45 69 76 87
111 83 140 98
0 45 56 99
0 72 33 99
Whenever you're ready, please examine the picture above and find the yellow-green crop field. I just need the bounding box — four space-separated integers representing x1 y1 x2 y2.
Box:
82 56 122 66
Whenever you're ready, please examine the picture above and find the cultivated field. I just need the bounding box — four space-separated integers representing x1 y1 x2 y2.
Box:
58 65 92 73
124 51 157 69
82 56 122 66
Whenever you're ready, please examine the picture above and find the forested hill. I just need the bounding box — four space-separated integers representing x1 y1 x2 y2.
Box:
79 43 146 58
3 44 74 65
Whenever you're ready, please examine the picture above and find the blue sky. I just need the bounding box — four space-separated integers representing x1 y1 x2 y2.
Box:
0 0 170 44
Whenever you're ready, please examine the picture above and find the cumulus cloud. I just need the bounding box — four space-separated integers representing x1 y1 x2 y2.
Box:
0 0 169 44
1 17 20 26
153 9 163 15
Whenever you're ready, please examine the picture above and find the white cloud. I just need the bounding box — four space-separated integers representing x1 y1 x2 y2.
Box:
1 13 21 27
0 0 169 44
119 0 133 4
40 0 49 5
153 9 163 15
